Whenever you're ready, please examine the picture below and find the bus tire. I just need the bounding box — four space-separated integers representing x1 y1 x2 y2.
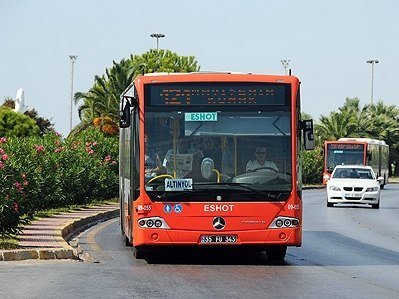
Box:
327 202 334 207
266 245 287 261
125 236 132 247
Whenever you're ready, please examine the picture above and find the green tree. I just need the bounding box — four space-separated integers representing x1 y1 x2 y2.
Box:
1 97 15 109
0 107 40 137
74 58 134 127
315 98 373 143
24 109 55 136
312 98 399 180
74 49 200 131
1 99 55 136
363 102 399 141
129 49 200 75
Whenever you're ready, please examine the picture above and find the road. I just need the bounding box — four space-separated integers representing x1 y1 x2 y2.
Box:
1 185 398 298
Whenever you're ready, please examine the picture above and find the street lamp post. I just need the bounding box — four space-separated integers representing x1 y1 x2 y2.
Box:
69 55 77 132
366 59 379 104
280 59 290 75
150 33 165 50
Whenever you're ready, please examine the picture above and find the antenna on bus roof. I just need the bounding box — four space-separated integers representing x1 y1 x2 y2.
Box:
289 69 292 76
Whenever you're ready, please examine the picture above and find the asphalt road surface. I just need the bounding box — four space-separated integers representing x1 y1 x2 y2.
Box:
1 185 398 298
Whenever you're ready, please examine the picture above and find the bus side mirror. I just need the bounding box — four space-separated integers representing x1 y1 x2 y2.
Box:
119 97 132 128
301 119 315 150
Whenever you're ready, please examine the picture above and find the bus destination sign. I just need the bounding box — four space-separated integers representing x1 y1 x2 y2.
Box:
145 82 289 106
328 143 364 150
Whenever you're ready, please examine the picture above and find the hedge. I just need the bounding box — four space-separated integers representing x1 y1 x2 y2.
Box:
0 129 118 238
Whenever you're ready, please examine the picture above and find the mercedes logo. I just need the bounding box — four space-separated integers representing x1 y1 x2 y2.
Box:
212 217 226 230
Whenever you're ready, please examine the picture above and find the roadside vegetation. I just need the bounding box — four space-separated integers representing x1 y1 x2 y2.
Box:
1 48 398 245
302 98 399 184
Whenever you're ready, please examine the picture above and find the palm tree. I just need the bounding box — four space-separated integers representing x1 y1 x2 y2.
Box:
315 111 357 142
364 102 399 146
315 97 381 143
74 50 200 134
74 59 134 128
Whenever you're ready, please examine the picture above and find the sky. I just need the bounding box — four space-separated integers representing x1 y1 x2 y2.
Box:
1 0 398 136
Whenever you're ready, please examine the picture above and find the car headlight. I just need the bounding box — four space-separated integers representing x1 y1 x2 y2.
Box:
329 186 341 191
366 187 378 192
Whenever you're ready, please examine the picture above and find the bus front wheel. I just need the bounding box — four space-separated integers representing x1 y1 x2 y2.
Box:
125 236 132 247
266 245 287 261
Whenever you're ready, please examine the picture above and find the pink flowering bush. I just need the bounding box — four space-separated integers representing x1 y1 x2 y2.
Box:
0 128 118 238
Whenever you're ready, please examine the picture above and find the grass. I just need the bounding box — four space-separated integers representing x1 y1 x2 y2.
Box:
0 236 19 250
32 199 118 219
0 198 118 250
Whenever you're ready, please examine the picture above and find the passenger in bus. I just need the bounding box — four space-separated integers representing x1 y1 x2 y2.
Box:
144 134 164 179
163 138 204 179
246 144 279 172
144 134 156 170
221 137 235 177
202 137 222 169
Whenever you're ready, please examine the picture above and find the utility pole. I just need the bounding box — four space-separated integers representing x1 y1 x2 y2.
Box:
280 59 290 75
69 55 77 132
150 33 165 50
366 59 379 104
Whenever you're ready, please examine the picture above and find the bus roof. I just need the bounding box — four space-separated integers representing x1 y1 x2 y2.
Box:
337 138 386 145
134 72 300 85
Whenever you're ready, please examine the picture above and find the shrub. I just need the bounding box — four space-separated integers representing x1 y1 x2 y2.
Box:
302 147 324 184
0 128 118 237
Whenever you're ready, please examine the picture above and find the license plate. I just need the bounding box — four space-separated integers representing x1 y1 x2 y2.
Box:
200 235 237 244
345 193 361 198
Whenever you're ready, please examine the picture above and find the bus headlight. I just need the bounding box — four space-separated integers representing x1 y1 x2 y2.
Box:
269 217 300 228
137 217 170 229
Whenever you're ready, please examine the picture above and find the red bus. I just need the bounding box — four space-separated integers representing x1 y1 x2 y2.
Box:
323 138 389 186
119 72 314 260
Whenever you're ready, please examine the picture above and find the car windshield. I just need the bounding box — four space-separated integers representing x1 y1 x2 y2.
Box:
332 168 374 179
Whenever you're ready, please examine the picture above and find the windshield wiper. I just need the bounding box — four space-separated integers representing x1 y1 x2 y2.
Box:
193 182 287 200
189 122 203 136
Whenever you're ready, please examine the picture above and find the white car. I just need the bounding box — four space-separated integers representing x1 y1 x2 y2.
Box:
326 165 382 209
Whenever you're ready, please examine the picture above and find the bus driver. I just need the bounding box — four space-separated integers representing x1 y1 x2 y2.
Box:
246 144 278 173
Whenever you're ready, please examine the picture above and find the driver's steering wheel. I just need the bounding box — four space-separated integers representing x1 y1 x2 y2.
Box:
250 167 278 173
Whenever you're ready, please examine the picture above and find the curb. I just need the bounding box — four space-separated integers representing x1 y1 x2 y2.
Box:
303 185 325 190
0 206 119 262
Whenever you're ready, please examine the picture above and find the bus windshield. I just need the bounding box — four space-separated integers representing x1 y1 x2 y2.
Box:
144 109 292 201
326 143 365 171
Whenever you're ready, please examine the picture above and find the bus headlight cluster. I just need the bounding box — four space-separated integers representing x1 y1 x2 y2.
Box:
138 217 170 229
268 216 300 229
